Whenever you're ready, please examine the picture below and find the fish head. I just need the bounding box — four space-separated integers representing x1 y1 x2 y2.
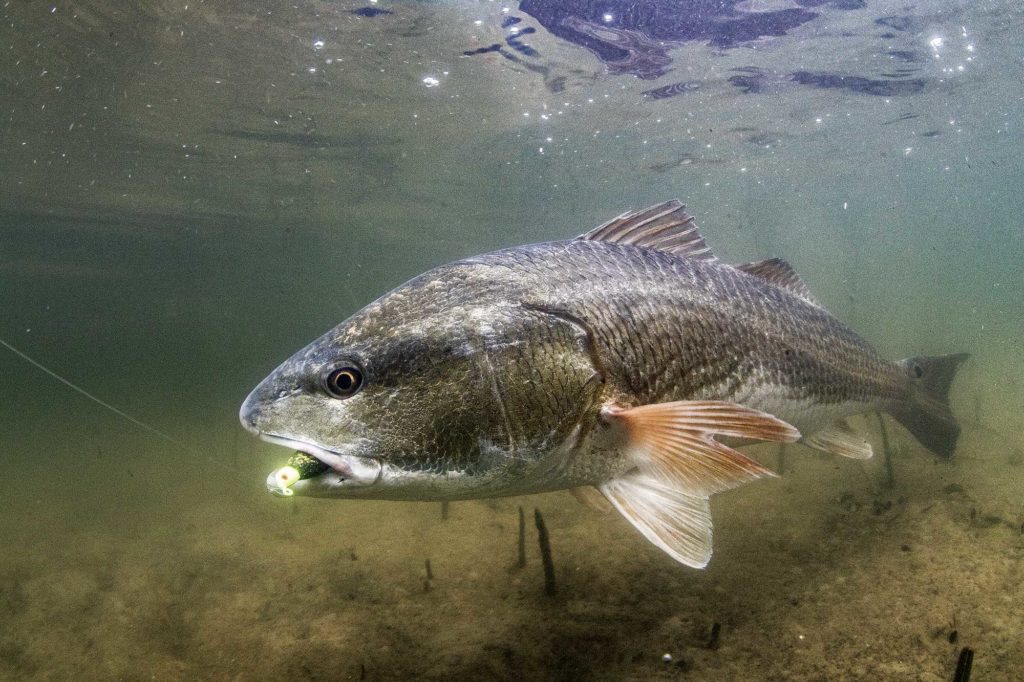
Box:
240 261 601 500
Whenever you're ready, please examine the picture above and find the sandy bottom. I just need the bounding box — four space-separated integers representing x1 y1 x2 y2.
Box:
1 413 1021 681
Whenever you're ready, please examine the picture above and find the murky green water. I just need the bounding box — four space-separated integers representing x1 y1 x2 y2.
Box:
2 1 1022 679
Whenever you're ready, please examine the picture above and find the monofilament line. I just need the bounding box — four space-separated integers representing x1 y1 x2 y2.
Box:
0 336 247 477
0 337 222 460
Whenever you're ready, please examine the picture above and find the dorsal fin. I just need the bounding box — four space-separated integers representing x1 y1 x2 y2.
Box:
577 200 717 261
735 257 820 307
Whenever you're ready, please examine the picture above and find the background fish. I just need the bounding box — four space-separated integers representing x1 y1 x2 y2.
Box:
240 200 967 567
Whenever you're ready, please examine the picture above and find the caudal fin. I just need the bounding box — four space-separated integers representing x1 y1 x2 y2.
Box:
890 353 969 457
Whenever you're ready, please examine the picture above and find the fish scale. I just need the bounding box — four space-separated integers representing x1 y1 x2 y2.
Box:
475 239 902 429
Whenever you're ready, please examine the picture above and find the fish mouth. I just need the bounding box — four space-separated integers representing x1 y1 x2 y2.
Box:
258 433 382 495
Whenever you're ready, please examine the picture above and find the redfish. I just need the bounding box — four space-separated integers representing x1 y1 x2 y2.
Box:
240 200 966 567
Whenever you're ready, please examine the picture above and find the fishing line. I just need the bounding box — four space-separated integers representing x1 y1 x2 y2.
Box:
1 337 185 449
0 336 240 476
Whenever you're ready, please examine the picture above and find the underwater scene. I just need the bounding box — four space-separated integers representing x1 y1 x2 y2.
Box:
1 0 1022 679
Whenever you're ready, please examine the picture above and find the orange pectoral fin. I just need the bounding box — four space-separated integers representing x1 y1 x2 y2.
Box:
601 400 800 497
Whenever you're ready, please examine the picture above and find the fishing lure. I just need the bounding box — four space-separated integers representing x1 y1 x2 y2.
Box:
271 451 330 496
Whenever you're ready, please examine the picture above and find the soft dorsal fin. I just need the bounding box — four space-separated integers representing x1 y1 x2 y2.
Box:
735 258 820 307
577 200 718 261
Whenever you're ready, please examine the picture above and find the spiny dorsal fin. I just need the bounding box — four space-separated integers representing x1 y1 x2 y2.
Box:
577 200 718 261
736 258 820 307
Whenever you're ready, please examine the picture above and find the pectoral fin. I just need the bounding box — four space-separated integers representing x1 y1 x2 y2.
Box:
601 400 799 497
803 422 873 460
599 400 800 567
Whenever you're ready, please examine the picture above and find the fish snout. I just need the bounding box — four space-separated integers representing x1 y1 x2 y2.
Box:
239 404 259 436
239 384 270 436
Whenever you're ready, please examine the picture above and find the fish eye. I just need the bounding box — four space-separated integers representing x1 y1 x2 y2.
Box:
323 365 363 398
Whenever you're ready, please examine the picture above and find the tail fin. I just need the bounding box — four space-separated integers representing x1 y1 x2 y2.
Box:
889 353 969 457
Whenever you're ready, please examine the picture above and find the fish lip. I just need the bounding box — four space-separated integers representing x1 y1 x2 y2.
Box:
257 433 382 486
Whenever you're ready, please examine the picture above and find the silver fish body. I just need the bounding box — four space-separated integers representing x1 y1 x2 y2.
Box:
240 200 966 566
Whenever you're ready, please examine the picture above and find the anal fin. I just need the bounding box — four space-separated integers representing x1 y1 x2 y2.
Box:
803 422 873 460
